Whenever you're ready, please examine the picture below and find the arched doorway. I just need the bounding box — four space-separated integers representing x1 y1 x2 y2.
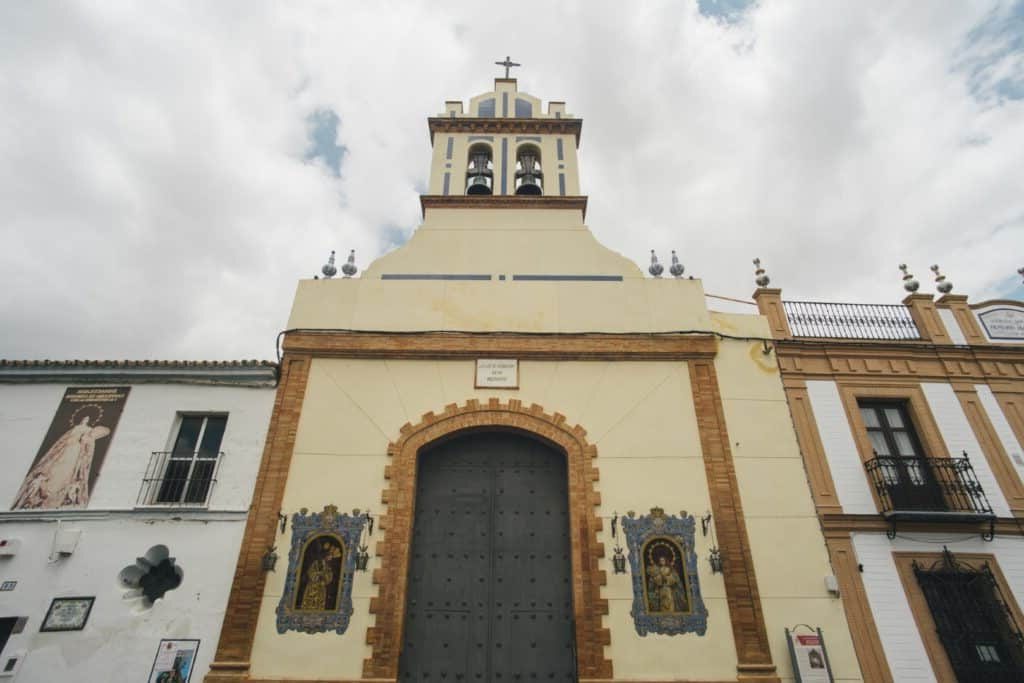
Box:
398 430 575 681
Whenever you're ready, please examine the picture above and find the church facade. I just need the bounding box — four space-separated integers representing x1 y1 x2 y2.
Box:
206 78 863 683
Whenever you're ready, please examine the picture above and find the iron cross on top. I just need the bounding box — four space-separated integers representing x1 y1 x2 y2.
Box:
495 55 520 79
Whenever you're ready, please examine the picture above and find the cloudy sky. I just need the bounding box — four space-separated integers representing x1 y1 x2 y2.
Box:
2 0 1022 361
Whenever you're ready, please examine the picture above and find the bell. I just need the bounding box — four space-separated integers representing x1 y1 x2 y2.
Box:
514 151 543 195
466 175 492 195
514 176 542 195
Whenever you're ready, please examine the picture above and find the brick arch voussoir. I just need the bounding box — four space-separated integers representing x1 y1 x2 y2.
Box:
365 398 611 680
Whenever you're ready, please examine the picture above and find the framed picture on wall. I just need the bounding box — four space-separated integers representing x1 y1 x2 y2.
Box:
40 597 95 632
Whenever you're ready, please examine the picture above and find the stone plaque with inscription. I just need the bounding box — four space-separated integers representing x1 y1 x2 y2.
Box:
475 359 518 388
978 307 1024 341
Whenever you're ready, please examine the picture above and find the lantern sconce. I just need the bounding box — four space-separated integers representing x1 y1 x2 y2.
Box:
708 547 723 574
701 511 723 574
610 512 627 574
700 512 712 537
355 545 370 572
278 512 287 534
612 546 627 575
262 546 279 572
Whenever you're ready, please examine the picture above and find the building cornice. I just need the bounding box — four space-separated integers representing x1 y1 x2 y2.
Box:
428 116 582 146
419 194 587 218
0 508 249 523
0 359 278 387
773 338 1024 384
280 330 718 360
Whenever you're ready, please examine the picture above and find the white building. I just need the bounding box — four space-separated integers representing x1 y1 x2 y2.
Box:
755 278 1024 682
0 360 276 682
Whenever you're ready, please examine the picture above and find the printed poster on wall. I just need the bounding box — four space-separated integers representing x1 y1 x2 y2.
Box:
148 639 200 683
786 628 833 683
11 386 130 510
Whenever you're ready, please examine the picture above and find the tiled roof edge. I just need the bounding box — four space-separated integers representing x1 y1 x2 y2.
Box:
0 359 276 368
0 360 278 387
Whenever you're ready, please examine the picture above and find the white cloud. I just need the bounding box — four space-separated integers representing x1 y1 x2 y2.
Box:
1 0 1022 359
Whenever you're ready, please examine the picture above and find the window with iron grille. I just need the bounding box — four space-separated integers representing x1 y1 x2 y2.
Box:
914 549 1024 681
138 414 226 506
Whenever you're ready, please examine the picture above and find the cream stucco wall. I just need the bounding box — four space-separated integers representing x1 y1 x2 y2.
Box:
251 357 740 680
291 209 712 334
713 313 863 682
250 335 862 681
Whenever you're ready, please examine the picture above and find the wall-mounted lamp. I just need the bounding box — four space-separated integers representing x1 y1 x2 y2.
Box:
761 340 773 356
355 544 370 572
262 546 279 572
612 546 627 575
708 547 723 574
611 512 619 540
700 512 712 537
278 512 287 534
364 511 374 536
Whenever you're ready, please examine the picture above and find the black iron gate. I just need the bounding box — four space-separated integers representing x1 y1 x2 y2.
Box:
399 431 576 681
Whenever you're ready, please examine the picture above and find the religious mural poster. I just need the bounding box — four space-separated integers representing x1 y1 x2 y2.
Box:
622 508 708 637
11 386 130 510
786 628 833 683
276 504 366 634
147 639 199 683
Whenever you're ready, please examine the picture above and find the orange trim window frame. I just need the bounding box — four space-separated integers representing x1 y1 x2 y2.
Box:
837 382 951 515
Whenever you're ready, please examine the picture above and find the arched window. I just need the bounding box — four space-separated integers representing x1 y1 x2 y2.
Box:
514 145 543 195
465 143 493 195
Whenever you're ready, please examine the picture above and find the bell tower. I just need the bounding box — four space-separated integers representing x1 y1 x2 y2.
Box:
424 68 583 203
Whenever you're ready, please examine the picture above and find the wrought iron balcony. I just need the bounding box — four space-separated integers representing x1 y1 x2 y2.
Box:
783 300 922 340
137 450 224 507
865 453 995 528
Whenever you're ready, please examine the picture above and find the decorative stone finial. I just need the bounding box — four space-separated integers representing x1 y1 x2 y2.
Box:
753 258 770 288
320 250 337 279
899 264 919 293
341 249 357 278
648 250 664 278
931 264 952 294
669 250 685 278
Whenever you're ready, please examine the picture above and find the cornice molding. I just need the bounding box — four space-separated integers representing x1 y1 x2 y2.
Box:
281 331 718 360
820 513 1022 535
0 361 278 387
774 339 1024 382
419 194 588 218
428 116 582 146
970 299 1024 310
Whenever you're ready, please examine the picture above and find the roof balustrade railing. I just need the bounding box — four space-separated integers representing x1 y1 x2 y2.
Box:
783 300 921 340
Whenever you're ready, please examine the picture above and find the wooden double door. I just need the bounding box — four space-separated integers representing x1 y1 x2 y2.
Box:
398 431 576 681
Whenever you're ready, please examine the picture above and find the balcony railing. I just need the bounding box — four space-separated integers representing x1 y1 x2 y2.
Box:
865 453 994 524
783 301 922 340
137 450 224 507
